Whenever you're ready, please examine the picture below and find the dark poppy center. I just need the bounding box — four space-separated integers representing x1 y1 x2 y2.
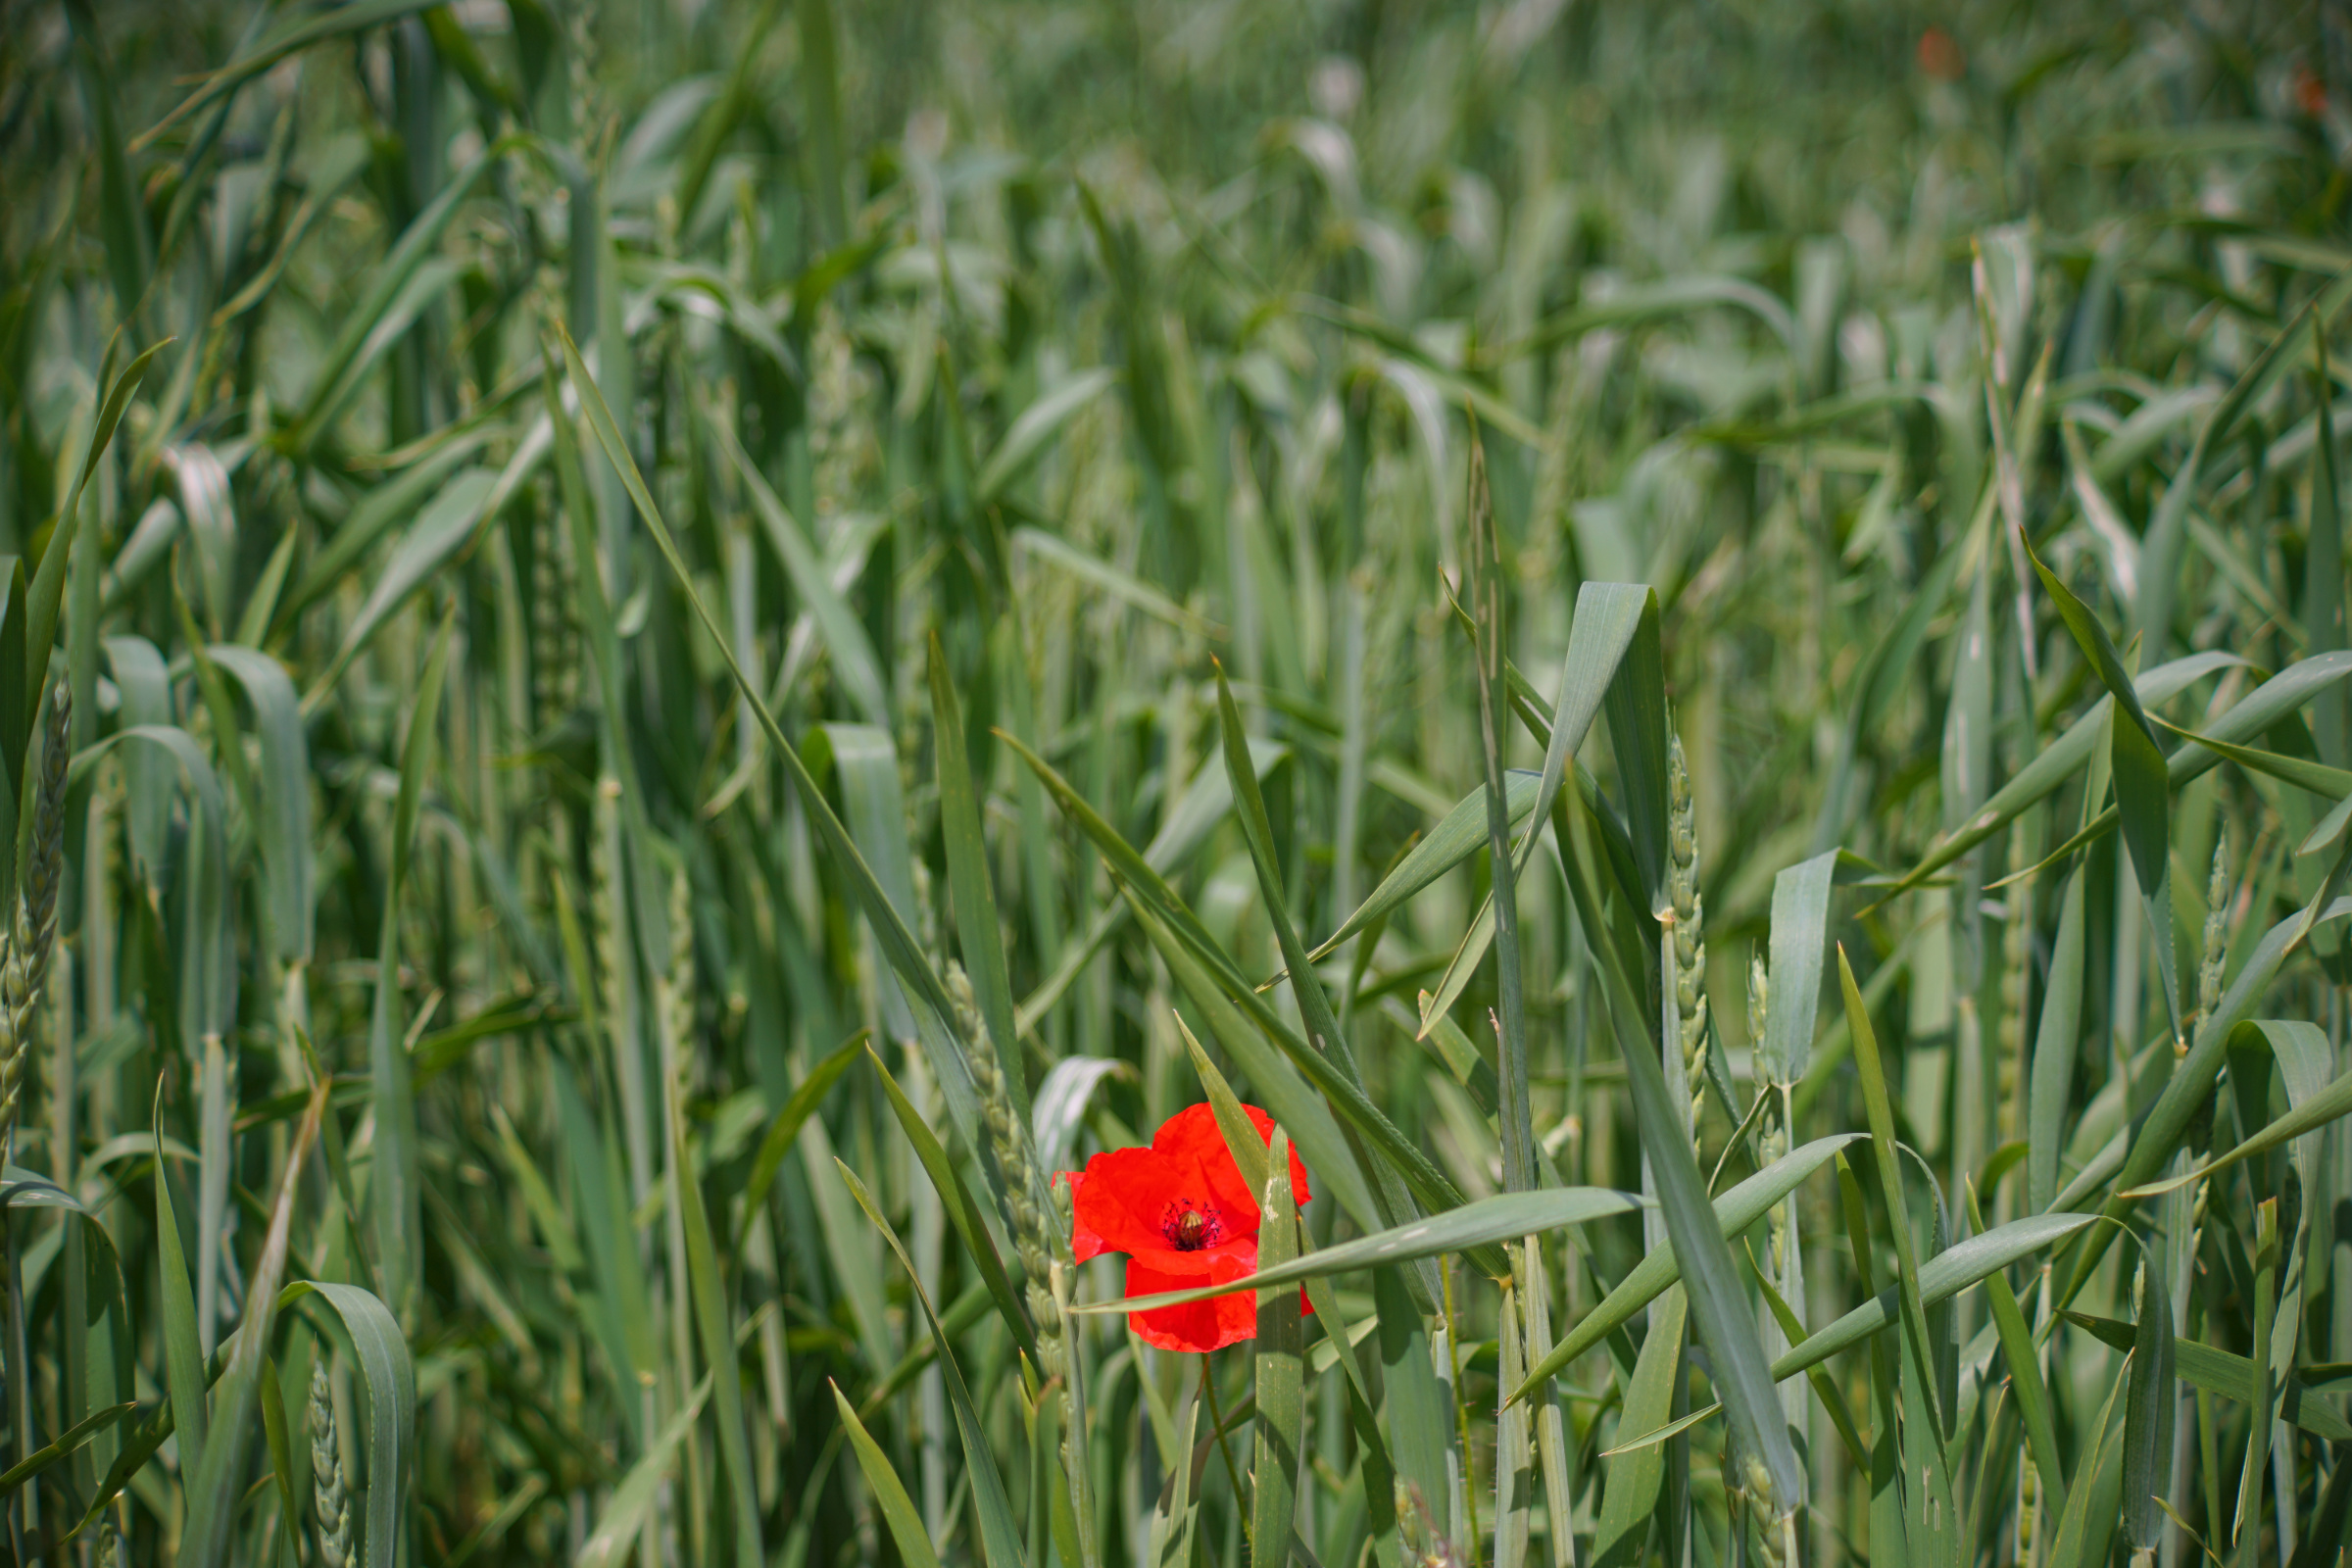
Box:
1163 1203 1218 1251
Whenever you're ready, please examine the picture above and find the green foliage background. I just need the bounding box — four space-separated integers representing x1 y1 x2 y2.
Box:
0 0 2349 1565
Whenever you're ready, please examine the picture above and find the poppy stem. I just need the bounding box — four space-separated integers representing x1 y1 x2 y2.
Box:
1200 1351 1253 1551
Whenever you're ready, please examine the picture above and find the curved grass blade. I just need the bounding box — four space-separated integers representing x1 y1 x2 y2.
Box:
2030 867 2087 1213
1146 916 1378 1232
1610 955 1804 1512
579 1375 712 1568
1183 1021 1402 1561
0 1401 133 1498
735 1030 864 1249
2063 897 2352 1303
179 1079 328 1568
1076 1186 1644 1317
2024 532 2183 1045
371 609 455 1313
2061 1314 2352 1444
1511 1133 1864 1403
676 1105 762 1566
316 467 500 696
1313 772 1544 959
1963 1184 2066 1519
928 633 1024 1116
293 135 528 448
868 1043 1039 1364
1839 944 1958 1565
1761 852 1839 1084
2124 1254 2177 1555
1593 1287 1685 1568
204 646 313 959
26 336 170 714
1214 665 1437 1247
1622 1211 2099 1446
1252 1126 1304 1567
2137 299 2329 651
833 1380 944 1568
1875 652 2236 903
2123 1027 2352 1199
154 1093 207 1478
704 398 888 726
840 1162 1028 1568
553 323 1011 1203
281 1281 416 1568
978 368 1114 496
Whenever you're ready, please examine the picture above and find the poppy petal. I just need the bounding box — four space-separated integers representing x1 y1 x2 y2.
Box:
1124 1247 1260 1353
1151 1102 1313 1221
1064 1147 1192 1262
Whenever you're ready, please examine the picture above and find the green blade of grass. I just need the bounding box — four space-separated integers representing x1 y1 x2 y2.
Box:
1251 1126 1304 1567
840 1162 1029 1568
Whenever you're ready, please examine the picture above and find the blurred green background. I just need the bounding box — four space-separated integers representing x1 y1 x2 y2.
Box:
2 1 2349 1566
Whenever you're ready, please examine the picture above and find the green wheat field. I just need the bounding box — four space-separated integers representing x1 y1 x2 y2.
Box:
1 0 2349 1564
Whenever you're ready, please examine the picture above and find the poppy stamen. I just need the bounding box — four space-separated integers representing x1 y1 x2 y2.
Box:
1165 1204 1217 1250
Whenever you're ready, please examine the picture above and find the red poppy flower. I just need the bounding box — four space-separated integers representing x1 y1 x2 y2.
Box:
1060 1102 1312 1353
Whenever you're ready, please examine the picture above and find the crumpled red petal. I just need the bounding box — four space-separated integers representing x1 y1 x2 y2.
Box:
1149 1102 1314 1222
1123 1246 1261 1353
1065 1146 1192 1263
